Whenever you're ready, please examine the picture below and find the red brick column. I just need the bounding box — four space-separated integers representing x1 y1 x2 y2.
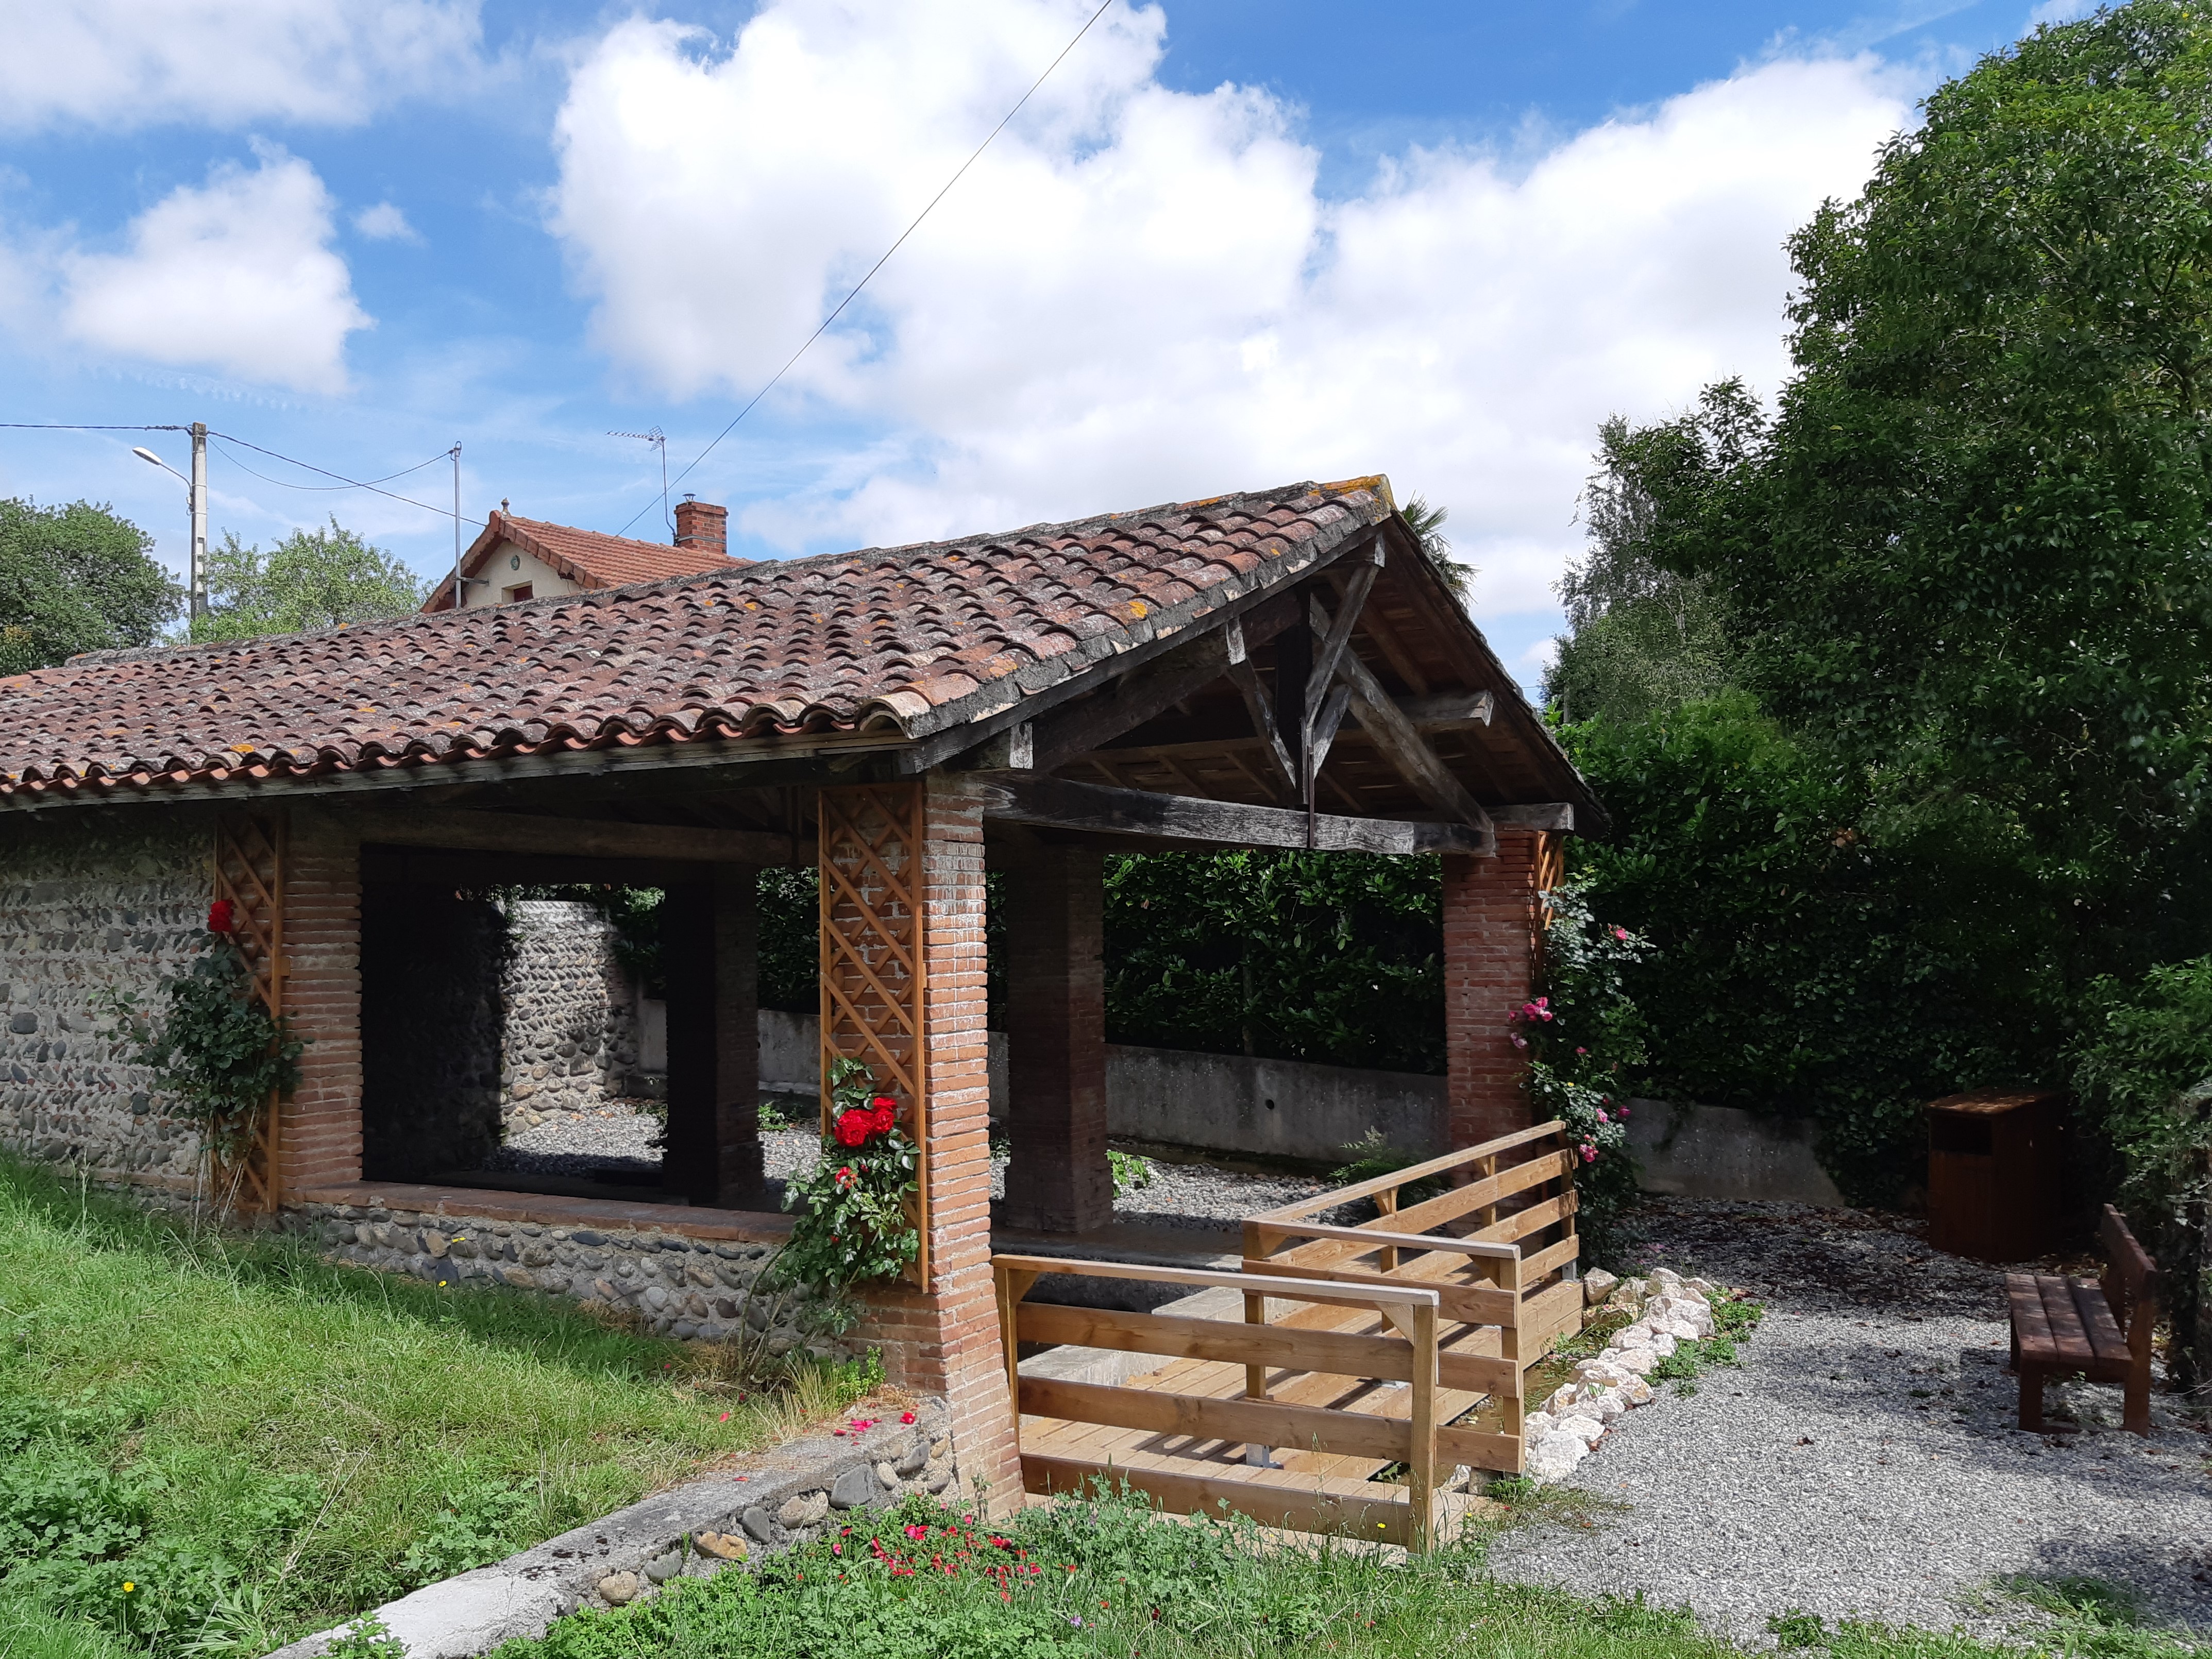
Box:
856 771 1022 1512
1442 827 1542 1149
998 844 1111 1234
277 804 364 1197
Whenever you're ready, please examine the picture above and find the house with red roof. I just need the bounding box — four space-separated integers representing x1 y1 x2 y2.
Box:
423 496 747 610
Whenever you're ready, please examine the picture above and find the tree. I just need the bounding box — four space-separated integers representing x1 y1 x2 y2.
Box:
1546 409 1736 726
0 498 181 675
1397 495 1474 603
194 518 428 641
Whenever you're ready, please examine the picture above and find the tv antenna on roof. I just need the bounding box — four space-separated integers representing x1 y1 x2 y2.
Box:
612 428 669 537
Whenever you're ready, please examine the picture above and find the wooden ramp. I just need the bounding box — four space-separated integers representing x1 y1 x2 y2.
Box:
994 1122 1582 1552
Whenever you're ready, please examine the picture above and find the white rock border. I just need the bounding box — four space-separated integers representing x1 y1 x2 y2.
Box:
1521 1268 1730 1484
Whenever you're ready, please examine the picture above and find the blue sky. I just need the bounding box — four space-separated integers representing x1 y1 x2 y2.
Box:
0 0 2082 691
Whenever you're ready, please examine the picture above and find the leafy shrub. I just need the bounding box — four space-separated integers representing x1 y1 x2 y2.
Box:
1105 1149 1153 1196
775 1057 920 1311
102 946 303 1161
397 1479 537 1589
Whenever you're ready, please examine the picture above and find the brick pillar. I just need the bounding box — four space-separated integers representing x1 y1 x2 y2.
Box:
277 804 363 1198
662 866 764 1208
1442 827 1542 1149
998 844 1111 1235
856 771 1022 1513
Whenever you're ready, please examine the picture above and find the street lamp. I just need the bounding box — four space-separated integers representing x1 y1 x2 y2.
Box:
133 421 207 622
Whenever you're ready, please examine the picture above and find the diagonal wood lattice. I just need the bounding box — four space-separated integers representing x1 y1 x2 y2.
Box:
213 811 286 1211
818 782 930 1286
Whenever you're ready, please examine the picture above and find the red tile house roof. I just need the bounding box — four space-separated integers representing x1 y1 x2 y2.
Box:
422 510 746 608
0 478 1590 813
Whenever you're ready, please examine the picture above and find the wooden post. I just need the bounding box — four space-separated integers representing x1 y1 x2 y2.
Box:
1497 1250 1525 1474
1375 1186 1399 1274
1407 1300 1440 1553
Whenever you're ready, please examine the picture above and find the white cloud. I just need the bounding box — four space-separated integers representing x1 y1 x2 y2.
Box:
0 0 482 132
353 201 421 242
61 145 371 393
549 0 1910 613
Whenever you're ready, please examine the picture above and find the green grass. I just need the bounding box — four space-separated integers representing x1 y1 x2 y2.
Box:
0 1158 873 1658
475 1486 2210 1659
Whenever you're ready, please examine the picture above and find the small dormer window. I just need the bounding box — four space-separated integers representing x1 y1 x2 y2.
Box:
504 583 534 604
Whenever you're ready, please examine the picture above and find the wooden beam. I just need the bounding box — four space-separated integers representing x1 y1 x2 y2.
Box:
1492 803 1574 832
1309 597 1494 845
354 805 799 864
969 773 1493 855
1398 691 1495 730
358 850 696 887
1024 595 1297 774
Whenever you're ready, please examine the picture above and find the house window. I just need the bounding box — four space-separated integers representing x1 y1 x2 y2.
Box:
503 583 534 603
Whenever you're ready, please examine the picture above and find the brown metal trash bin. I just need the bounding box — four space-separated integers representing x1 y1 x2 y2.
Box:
1926 1088 2065 1262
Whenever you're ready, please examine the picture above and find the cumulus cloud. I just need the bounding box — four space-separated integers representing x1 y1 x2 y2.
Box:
61 145 371 393
0 0 481 132
550 0 1910 612
353 201 421 242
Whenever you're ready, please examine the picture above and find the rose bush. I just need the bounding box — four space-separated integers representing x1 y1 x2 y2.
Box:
777 1058 920 1314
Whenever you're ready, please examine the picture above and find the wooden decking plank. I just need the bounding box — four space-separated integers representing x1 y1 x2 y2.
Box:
2036 1275 2096 1366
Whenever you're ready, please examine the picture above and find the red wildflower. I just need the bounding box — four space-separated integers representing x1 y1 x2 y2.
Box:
905 1525 930 1542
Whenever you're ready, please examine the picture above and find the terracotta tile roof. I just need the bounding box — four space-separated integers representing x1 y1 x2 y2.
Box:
424 511 746 608
0 479 1394 801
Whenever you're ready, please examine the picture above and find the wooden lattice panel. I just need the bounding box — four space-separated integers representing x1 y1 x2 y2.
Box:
213 811 286 1211
818 782 929 1286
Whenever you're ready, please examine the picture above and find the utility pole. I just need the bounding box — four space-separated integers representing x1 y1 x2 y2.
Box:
189 422 208 622
449 443 463 608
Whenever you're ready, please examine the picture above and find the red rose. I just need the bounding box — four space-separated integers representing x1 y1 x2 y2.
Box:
871 1097 897 1134
207 900 234 934
833 1108 873 1148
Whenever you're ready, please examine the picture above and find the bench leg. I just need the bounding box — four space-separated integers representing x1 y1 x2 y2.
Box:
2123 1362 2151 1437
2018 1362 2045 1432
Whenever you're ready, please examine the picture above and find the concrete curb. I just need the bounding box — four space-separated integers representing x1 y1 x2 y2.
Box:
262 1400 955 1659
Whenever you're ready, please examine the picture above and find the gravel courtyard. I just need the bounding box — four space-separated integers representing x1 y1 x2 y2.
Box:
480 1103 1333 1225
1489 1197 2212 1645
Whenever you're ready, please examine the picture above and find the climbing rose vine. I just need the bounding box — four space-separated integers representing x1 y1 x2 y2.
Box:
779 1055 920 1298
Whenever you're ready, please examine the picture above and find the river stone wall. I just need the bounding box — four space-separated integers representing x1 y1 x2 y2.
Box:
0 811 214 1189
262 1404 958 1659
289 1197 836 1349
499 900 644 1122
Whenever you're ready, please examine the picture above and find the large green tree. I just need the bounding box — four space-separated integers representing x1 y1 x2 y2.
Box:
0 498 180 674
195 518 428 641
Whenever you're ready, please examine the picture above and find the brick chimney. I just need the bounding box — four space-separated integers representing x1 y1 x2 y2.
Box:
673 495 728 557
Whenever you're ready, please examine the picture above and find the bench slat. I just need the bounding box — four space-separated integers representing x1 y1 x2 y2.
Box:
2071 1277 2131 1371
2006 1272 2056 1359
2036 1275 2096 1366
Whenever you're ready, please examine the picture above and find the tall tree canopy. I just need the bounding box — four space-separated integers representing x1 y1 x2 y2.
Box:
0 498 180 675
1552 3 2212 1222
195 519 428 641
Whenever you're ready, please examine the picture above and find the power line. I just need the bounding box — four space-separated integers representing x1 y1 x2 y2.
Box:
209 439 454 495
0 422 185 431
208 430 484 527
616 0 1117 535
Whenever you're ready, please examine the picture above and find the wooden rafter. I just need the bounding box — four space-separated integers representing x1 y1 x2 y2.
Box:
818 782 931 1287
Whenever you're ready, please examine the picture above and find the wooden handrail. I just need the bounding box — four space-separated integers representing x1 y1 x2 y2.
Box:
991 1254 1443 1310
1247 1120 1568 1221
1243 1220 1523 1260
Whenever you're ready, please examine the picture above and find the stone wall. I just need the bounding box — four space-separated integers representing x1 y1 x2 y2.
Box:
499 900 643 1121
290 1196 835 1350
0 810 215 1190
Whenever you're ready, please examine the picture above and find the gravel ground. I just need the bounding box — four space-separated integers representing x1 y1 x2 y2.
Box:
1489 1197 2212 1645
478 1106 1335 1226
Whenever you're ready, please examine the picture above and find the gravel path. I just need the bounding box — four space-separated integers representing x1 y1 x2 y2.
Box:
477 1106 1335 1226
1490 1198 2212 1645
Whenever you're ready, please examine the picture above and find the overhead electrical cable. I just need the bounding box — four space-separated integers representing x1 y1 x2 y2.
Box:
0 422 186 431
210 438 454 494
208 430 484 527
615 0 1117 535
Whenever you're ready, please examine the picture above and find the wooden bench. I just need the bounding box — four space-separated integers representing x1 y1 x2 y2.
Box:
2006 1204 2158 1435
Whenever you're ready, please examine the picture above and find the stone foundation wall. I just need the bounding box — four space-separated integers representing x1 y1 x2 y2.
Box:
499 900 642 1121
0 811 215 1189
290 1197 836 1350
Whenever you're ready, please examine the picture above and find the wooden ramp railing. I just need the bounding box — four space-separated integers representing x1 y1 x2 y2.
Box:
995 1122 1583 1550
